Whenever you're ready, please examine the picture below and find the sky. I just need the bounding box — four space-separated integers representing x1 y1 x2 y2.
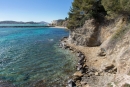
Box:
0 0 73 23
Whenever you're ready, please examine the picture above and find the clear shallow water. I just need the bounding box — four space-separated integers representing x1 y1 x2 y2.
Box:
0 27 77 87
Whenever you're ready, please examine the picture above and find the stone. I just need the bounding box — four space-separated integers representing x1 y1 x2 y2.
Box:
67 79 73 84
64 45 70 49
80 81 87 85
67 79 76 87
98 52 106 56
82 84 90 87
80 54 85 59
73 71 83 77
95 72 99 76
80 68 85 73
79 57 84 61
76 52 80 57
73 76 81 81
98 48 106 56
70 50 75 53
76 51 83 57
77 65 83 71
75 80 82 86
78 59 84 65
88 72 94 76
58 43 62 48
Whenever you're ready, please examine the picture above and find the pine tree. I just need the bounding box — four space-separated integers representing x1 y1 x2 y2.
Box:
67 0 106 30
102 0 130 17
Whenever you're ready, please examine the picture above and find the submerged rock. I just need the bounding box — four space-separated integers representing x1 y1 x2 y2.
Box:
0 81 15 87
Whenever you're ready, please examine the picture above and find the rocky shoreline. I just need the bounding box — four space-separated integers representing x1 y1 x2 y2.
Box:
57 15 130 87
59 37 101 87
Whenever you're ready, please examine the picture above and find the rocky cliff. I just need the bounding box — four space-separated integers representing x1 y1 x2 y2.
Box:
68 19 101 47
65 16 130 87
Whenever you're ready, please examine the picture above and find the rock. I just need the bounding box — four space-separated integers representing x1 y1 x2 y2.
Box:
73 71 83 77
67 79 76 87
95 72 99 76
69 47 73 50
63 36 68 39
23 73 30 81
104 64 117 74
73 76 81 82
79 57 84 61
76 52 82 57
76 53 80 57
90 69 97 72
75 80 82 87
98 52 106 56
67 79 73 83
58 43 62 48
80 81 87 85
30 80 46 87
80 54 85 59
80 68 85 73
64 45 70 49
99 72 104 76
78 60 84 65
88 72 94 76
0 81 15 87
82 84 90 87
61 37 68 41
78 57 84 65
76 65 83 71
98 48 106 56
70 50 75 53
60 42 66 48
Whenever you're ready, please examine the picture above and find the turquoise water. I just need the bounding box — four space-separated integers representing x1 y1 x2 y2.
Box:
0 27 77 87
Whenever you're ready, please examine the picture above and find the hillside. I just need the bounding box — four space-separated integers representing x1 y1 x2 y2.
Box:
63 0 130 87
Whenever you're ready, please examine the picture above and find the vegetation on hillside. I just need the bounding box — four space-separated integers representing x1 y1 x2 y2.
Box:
67 0 130 30
102 0 130 17
67 0 106 29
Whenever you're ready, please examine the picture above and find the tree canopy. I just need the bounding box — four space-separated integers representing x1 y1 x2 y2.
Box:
102 0 130 17
67 0 106 29
67 0 130 30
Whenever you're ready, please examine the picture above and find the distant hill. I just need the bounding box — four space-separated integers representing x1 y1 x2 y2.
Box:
0 21 49 24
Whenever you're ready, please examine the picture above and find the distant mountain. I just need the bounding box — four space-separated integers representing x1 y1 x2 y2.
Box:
0 21 49 24
37 21 47 24
36 21 49 25
0 21 24 24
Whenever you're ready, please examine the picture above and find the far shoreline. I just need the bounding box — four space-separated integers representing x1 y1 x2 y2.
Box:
51 26 68 29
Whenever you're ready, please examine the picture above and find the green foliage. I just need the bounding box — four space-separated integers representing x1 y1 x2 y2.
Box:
102 0 130 17
123 83 130 87
67 0 130 29
107 83 113 87
67 0 106 30
65 17 68 21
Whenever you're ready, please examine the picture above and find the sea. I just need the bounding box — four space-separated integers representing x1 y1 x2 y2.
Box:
0 25 77 87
